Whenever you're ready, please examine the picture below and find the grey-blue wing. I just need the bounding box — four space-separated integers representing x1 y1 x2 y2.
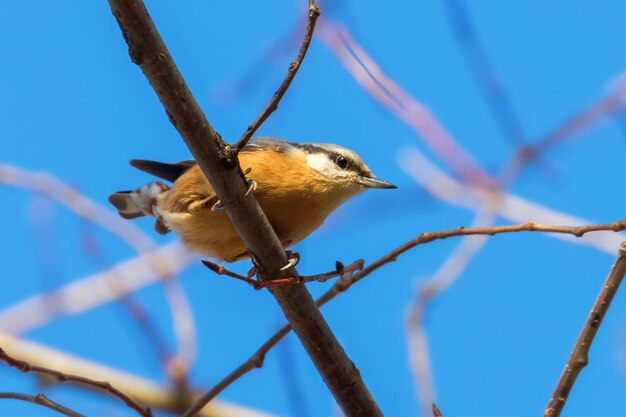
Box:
240 137 293 154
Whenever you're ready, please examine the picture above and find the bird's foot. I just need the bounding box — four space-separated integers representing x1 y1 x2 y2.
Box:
245 179 257 196
203 260 303 290
241 167 257 197
209 170 255 212
280 251 300 271
210 200 224 212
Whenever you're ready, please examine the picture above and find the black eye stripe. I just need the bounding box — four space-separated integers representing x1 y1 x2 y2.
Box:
291 142 369 176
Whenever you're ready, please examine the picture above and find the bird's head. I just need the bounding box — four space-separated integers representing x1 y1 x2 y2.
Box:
297 142 396 195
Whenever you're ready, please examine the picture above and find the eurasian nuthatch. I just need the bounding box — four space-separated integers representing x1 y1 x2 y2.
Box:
109 137 396 262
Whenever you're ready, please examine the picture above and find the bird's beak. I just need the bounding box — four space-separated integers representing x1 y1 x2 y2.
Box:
359 176 397 189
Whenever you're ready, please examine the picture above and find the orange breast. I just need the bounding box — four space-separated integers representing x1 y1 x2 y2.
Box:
159 150 354 262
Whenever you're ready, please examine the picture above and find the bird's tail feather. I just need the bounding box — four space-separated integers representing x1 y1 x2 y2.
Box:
109 182 169 219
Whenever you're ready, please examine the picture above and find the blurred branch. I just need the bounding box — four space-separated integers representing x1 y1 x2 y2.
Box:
321 21 626 415
184 260 364 416
544 242 626 417
399 148 624 255
399 71 626 409
405 314 435 417
234 0 320 151
406 208 494 416
441 0 525 145
318 20 493 187
0 392 85 417
0 164 153 250
79 225 179 379
107 1 382 416
532 74 626 157
320 21 626 188
0 332 273 417
0 347 152 417
432 403 443 417
0 242 194 333
499 73 626 184
276 334 310 417
0 164 197 380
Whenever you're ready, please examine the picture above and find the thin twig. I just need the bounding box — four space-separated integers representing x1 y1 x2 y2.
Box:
234 0 320 151
432 403 443 417
399 148 624 256
0 333 269 417
299 260 365 283
543 242 626 417
187 220 626 412
202 259 364 289
320 22 626 416
185 260 364 416
182 325 292 417
320 16 626 417
399 74 626 409
0 348 152 417
107 1 383 416
341 220 626 291
0 392 85 417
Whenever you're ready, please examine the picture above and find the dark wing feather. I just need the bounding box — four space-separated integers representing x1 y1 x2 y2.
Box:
130 138 286 181
130 159 196 182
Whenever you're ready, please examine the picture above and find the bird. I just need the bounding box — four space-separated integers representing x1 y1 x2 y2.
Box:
109 137 396 263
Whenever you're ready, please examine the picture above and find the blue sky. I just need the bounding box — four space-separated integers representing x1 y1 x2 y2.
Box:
2 1 626 416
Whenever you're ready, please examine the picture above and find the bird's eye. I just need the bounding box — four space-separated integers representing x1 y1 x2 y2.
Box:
335 155 349 169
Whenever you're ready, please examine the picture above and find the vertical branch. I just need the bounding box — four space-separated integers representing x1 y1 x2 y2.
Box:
106 1 382 416
234 0 320 151
543 241 626 417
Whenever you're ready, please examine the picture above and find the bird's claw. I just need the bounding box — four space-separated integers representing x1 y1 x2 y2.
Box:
243 265 304 289
210 200 224 212
280 251 300 271
246 265 257 280
245 179 257 196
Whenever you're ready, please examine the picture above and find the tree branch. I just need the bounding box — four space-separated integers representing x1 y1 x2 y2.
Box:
0 347 152 417
187 220 626 409
339 220 626 292
234 0 320 151
0 392 85 417
106 1 382 416
399 147 624 256
0 332 271 417
185 260 365 416
0 242 193 334
543 241 626 417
